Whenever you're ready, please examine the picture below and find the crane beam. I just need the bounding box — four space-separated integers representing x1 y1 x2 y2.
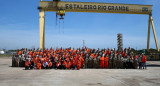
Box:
39 1 152 14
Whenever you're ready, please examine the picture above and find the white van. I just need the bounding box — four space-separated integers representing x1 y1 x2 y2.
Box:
0 51 5 54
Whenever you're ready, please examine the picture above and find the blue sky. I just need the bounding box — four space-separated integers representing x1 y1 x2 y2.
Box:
0 0 160 50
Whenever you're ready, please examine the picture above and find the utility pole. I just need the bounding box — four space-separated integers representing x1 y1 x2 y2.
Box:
83 40 85 49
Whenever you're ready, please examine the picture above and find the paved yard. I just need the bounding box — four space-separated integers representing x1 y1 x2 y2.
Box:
0 57 160 86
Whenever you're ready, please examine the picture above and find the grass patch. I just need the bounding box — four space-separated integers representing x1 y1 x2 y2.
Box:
0 54 13 57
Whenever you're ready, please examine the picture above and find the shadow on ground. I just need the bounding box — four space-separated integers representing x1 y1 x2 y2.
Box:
147 64 160 67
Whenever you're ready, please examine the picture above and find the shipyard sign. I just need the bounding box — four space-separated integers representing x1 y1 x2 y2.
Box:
39 1 152 14
65 4 129 11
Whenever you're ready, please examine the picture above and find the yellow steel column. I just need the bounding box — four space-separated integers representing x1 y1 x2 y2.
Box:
147 14 151 51
39 10 45 50
150 16 159 52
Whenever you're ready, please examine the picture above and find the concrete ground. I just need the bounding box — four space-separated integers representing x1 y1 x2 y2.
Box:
0 57 160 86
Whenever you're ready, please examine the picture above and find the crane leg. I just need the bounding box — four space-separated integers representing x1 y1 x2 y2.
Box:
39 10 45 50
147 15 151 51
150 16 159 52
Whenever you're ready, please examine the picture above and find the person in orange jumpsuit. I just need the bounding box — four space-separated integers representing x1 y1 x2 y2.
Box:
66 60 72 69
104 55 109 68
46 57 50 63
28 51 32 56
40 51 43 56
77 60 81 70
41 57 45 64
25 59 31 70
36 56 40 63
141 54 147 69
48 61 52 69
33 57 36 64
100 55 105 68
72 58 77 69
37 61 41 70
18 50 22 55
62 60 67 69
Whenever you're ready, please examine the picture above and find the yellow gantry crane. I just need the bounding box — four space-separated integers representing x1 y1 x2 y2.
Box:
38 0 159 52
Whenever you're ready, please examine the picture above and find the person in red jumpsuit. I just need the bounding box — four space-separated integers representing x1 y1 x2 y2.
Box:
104 55 109 68
100 55 105 68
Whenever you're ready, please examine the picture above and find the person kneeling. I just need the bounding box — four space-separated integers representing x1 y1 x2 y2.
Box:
25 59 31 70
29 60 34 69
37 61 41 70
48 61 53 69
56 61 61 69
43 60 48 69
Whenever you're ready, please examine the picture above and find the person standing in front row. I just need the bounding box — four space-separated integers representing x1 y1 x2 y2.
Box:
141 54 147 69
138 55 142 69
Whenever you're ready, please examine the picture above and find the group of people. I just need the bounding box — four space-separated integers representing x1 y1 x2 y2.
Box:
16 47 147 70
